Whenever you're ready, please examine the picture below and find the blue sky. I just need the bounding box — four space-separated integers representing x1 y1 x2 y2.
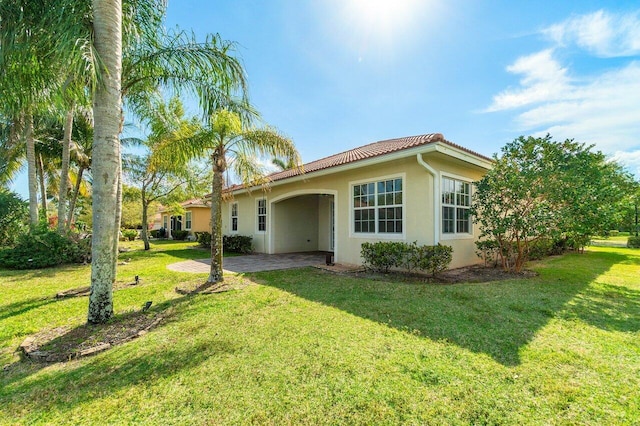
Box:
10 0 640 197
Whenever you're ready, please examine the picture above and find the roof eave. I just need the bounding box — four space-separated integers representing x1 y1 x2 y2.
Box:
213 141 490 198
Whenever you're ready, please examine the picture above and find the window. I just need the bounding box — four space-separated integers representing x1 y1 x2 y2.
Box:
257 199 266 232
163 215 168 230
353 177 403 234
442 177 471 234
185 211 192 230
231 202 238 232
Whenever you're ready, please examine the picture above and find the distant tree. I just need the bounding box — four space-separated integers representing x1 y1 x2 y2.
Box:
472 135 632 272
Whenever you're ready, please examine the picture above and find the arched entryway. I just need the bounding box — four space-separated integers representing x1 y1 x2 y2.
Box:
269 189 337 261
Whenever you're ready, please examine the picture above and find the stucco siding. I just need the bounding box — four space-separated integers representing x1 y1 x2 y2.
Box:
221 150 488 269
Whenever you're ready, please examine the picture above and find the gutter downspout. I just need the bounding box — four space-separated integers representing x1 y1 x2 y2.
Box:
417 153 440 245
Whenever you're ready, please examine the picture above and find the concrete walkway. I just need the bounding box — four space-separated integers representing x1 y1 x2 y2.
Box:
167 252 329 274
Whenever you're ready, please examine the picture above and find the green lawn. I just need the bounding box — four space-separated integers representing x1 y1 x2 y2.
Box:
1 242 639 424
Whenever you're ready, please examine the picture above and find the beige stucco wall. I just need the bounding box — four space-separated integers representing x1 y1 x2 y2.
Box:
221 150 488 269
186 206 211 235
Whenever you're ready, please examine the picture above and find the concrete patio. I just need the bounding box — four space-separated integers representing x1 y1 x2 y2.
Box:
167 252 330 274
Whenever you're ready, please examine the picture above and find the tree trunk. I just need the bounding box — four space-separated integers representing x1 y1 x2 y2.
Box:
88 0 122 324
141 195 150 250
208 156 224 283
67 166 85 227
25 113 39 226
37 153 47 219
58 106 74 232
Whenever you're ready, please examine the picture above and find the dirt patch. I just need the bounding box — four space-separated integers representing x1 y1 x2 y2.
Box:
20 311 164 363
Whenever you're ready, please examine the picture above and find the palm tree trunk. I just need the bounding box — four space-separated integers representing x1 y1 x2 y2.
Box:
88 0 122 324
67 166 85 227
58 106 74 232
141 195 150 250
207 158 224 283
37 153 48 219
25 113 39 226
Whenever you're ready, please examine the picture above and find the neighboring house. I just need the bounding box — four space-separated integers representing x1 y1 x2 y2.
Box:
217 133 492 269
158 199 210 239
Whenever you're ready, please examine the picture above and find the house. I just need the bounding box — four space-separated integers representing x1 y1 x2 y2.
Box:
217 133 493 269
158 199 210 240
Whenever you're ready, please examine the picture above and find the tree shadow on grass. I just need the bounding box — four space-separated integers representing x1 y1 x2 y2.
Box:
0 286 235 415
0 298 56 322
257 250 633 366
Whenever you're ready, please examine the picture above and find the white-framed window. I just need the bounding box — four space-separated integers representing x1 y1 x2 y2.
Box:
257 199 267 232
185 211 192 230
442 176 471 234
231 202 238 232
353 177 403 234
162 215 168 230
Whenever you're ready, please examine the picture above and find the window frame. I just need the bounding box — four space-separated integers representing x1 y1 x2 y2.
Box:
185 211 192 230
440 174 473 239
256 198 267 233
349 173 406 239
230 202 238 233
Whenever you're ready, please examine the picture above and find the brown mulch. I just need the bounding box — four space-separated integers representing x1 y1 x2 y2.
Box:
340 264 537 284
20 311 164 363
21 276 253 364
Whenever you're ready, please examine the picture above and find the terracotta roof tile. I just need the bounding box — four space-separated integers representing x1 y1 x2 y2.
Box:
222 133 491 193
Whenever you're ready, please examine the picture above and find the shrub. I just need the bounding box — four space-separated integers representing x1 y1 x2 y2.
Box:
528 238 554 260
0 227 91 269
361 241 453 275
150 228 166 239
196 231 211 248
410 244 453 276
223 235 253 254
121 229 138 241
475 239 500 267
609 230 619 237
627 236 640 248
360 241 408 273
171 230 189 240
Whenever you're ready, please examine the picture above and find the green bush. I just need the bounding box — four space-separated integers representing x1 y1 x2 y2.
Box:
121 229 138 241
171 230 189 240
627 236 640 248
528 238 554 260
0 227 91 269
475 239 500 267
196 231 211 248
609 230 619 237
360 241 408 273
361 241 453 275
150 228 166 239
223 235 253 254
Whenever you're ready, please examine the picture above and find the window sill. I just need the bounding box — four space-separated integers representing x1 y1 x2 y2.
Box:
440 233 474 240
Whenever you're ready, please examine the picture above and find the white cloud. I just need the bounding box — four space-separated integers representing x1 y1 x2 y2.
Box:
486 10 640 161
486 49 570 111
543 10 640 57
611 150 640 176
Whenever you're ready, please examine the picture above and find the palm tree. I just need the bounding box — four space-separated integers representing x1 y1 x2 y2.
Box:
87 0 123 324
155 110 301 284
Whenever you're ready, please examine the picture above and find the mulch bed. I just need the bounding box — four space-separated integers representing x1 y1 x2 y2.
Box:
20 276 253 364
337 264 537 284
20 312 163 363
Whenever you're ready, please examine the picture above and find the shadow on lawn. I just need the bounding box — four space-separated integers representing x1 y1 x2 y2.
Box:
0 287 228 403
0 298 56 322
258 250 636 366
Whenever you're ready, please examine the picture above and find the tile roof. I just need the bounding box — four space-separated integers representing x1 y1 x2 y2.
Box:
223 133 491 193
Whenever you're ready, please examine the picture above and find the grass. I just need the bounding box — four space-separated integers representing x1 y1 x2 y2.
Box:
1 242 639 424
